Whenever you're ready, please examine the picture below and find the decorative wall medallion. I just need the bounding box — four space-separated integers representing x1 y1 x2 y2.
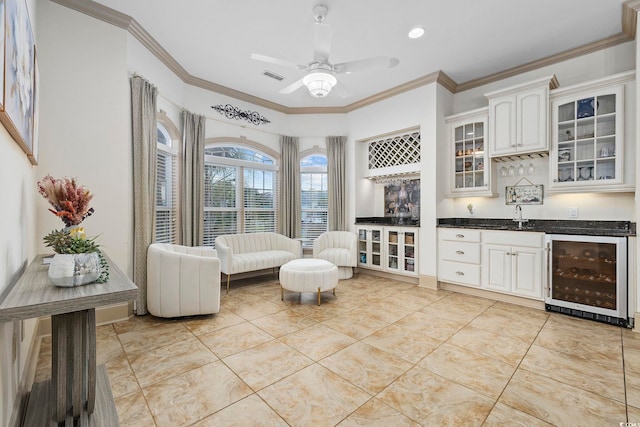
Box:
211 104 271 126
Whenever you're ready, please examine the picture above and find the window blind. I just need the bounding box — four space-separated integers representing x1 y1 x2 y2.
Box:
203 164 238 247
155 149 177 243
301 172 328 246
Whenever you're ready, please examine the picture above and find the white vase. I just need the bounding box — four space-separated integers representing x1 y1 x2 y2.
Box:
48 253 102 287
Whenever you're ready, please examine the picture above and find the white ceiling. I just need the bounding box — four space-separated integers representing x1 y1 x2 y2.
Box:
92 0 628 109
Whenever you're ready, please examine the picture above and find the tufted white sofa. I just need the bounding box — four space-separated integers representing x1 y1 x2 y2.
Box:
147 243 220 318
313 231 358 279
215 232 301 293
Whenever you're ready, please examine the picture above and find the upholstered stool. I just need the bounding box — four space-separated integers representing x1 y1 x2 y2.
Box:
279 259 339 305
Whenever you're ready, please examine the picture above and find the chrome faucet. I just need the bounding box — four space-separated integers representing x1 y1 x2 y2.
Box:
513 204 529 229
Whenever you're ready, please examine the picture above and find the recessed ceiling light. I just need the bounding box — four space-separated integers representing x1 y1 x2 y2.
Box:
408 27 425 39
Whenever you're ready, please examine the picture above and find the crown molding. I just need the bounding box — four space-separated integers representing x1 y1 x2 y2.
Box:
52 0 637 114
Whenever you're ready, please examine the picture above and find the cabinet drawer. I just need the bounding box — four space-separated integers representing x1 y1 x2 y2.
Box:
439 260 481 287
439 241 480 264
482 230 543 247
439 228 481 243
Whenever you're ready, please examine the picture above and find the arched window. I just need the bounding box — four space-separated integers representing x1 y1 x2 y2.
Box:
155 115 179 243
203 140 278 247
300 152 328 246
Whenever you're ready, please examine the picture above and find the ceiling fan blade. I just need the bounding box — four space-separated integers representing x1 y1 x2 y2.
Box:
334 56 399 74
313 23 332 62
279 78 306 94
250 53 304 70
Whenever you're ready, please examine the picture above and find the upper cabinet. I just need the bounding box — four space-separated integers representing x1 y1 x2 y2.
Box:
549 71 635 193
486 76 559 157
446 107 495 197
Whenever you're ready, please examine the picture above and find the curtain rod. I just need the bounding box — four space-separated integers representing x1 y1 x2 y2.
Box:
131 72 345 139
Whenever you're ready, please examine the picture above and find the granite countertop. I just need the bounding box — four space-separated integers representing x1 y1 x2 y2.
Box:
437 218 635 237
355 217 420 227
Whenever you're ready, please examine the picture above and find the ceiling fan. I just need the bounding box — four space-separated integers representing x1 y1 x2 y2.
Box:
251 4 399 98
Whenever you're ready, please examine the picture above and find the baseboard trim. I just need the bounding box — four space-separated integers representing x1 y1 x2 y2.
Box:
418 274 438 290
438 281 546 310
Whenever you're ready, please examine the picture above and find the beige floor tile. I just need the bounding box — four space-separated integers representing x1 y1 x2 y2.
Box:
447 324 532 366
193 394 288 426
519 344 625 403
112 314 183 335
127 336 218 387
468 310 544 343
628 404 640 423
105 352 140 398
321 341 413 394
387 287 446 311
115 390 156 427
258 364 371 427
143 360 252 427
223 340 313 391
499 369 626 426
288 303 350 322
117 321 194 354
627 373 640 409
97 333 125 365
199 321 274 358
488 301 549 326
337 398 420 427
230 298 286 320
425 293 495 320
393 310 468 341
250 309 317 338
181 311 246 336
418 342 515 400
483 402 553 426
34 336 52 383
377 366 494 426
363 324 441 364
355 300 411 324
322 309 390 340
280 324 356 361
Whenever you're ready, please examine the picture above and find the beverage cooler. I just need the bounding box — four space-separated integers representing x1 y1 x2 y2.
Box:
546 234 628 327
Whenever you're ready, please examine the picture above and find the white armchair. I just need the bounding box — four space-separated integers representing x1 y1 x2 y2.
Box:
313 231 358 279
147 243 220 318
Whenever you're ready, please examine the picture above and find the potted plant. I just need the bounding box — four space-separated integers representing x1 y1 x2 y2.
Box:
37 175 109 286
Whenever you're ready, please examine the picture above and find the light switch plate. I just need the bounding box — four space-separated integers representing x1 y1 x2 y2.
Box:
568 207 578 218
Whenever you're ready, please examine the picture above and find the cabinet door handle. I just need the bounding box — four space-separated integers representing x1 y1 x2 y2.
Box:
456 271 464 276
511 144 516 148
456 250 464 255
512 252 518 256
455 234 465 238
506 251 512 256
517 143 523 146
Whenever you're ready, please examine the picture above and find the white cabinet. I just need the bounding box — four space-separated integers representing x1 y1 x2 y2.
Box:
486 76 557 157
385 227 418 276
446 108 495 197
438 228 481 287
482 231 545 300
357 226 384 271
358 225 418 276
548 71 635 193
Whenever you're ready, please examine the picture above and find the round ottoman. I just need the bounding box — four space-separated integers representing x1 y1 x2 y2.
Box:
279 259 339 305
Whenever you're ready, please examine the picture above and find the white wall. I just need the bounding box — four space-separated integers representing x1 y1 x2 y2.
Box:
1 1 38 424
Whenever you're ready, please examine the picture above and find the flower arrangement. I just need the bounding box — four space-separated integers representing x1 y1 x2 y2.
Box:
38 175 108 283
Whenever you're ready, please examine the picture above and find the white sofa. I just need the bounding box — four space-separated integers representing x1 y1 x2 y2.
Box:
215 232 301 293
313 231 358 279
147 243 220 318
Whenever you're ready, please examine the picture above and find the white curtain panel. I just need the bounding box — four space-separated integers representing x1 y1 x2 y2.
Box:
181 111 206 246
327 135 347 231
131 76 158 315
279 135 301 238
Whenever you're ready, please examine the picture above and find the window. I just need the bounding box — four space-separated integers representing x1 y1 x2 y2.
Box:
155 122 179 243
300 154 328 246
203 143 278 246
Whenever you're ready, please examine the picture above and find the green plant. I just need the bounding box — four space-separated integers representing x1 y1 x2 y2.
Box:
44 229 109 283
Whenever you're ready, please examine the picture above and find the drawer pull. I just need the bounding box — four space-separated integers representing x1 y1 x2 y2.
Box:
455 234 465 238
506 251 511 256
456 271 464 276
456 250 465 255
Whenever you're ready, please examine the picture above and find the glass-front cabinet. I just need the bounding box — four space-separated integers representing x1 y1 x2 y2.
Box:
446 108 494 197
357 226 383 270
549 72 634 193
385 227 418 276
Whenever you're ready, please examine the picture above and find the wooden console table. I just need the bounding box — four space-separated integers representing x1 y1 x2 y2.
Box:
0 254 137 426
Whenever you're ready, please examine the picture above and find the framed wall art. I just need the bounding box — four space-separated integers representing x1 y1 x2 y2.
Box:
2 0 35 161
505 179 544 205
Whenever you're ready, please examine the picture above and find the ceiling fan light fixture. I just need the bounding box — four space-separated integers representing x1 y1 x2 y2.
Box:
302 71 337 97
408 26 425 39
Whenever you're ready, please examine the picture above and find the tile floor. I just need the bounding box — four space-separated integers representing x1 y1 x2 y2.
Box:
34 273 640 426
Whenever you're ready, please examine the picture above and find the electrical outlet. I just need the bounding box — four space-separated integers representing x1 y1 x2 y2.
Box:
568 207 578 218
